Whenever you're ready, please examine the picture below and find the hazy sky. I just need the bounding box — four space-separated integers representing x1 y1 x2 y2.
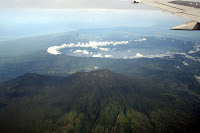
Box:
0 0 152 9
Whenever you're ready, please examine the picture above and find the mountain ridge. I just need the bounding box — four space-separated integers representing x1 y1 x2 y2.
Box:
0 69 199 133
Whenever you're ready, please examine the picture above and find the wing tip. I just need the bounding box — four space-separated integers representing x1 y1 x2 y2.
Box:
170 21 200 31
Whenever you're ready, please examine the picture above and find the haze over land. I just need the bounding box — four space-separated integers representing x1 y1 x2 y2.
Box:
1 8 199 42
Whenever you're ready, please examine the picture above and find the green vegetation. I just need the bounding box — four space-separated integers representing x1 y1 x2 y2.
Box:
0 70 199 133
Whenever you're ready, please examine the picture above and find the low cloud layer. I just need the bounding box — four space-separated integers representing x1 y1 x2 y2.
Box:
188 45 200 54
99 48 110 51
93 54 103 58
133 38 147 42
47 39 200 62
123 51 200 62
105 55 113 58
135 53 144 57
195 75 200 83
183 61 189 66
47 40 129 55
73 49 89 55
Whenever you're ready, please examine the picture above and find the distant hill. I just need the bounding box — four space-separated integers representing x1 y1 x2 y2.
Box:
0 69 199 133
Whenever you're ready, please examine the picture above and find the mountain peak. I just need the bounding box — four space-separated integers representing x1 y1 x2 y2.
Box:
71 69 121 79
89 69 114 77
19 73 44 79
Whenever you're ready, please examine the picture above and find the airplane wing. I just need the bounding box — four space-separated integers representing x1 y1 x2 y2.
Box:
132 0 200 30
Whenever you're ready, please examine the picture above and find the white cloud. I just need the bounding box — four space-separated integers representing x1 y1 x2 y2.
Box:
188 45 200 54
105 55 113 58
183 61 189 66
94 66 99 70
134 38 147 42
129 53 144 59
47 46 62 55
73 49 89 55
194 75 200 83
112 48 116 50
136 53 144 57
126 51 200 62
73 50 83 53
99 47 110 51
124 56 128 59
173 52 200 62
47 40 129 55
83 50 89 55
92 54 103 57
47 39 200 62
